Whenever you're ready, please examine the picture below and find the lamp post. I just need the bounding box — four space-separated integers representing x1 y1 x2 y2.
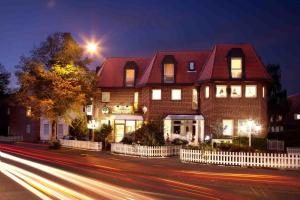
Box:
243 119 261 147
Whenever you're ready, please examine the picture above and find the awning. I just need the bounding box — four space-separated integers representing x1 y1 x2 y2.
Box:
164 115 204 120
113 115 143 121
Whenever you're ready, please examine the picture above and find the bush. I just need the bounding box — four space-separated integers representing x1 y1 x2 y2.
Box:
252 137 267 151
121 135 133 144
185 143 214 151
94 124 113 142
218 143 254 152
49 140 61 150
69 116 88 140
131 121 165 146
171 138 188 146
233 137 249 146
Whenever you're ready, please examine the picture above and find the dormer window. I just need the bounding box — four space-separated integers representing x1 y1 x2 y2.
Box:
231 57 242 78
124 61 138 87
164 63 174 83
125 69 135 87
162 55 176 83
188 61 196 71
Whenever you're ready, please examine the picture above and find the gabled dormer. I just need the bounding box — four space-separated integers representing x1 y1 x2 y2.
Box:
227 48 245 79
161 55 177 83
124 61 138 87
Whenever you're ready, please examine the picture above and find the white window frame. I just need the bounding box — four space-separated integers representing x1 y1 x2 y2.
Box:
230 85 242 98
245 85 257 98
216 85 227 98
171 89 182 101
44 124 49 135
192 88 198 110
205 86 210 99
101 92 110 103
152 89 161 100
188 61 196 72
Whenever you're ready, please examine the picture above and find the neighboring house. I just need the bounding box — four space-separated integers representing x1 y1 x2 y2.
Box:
285 93 300 130
0 97 69 142
95 44 272 144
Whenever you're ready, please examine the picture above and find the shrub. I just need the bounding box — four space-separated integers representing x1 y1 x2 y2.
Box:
171 138 188 146
233 137 249 146
121 135 133 144
131 121 165 146
252 137 267 151
49 140 61 150
94 124 113 142
69 116 88 140
218 143 254 152
185 143 214 151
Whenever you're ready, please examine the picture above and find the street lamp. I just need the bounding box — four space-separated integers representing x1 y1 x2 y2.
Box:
240 119 261 147
86 42 98 54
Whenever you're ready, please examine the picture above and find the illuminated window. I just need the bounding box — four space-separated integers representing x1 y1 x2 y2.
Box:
216 85 227 98
26 107 32 117
101 92 110 102
238 120 248 136
188 61 196 71
245 85 257 98
223 119 234 136
231 85 241 98
125 120 136 134
164 63 174 83
205 86 209 98
26 124 31 134
192 89 198 110
231 58 242 78
171 89 181 100
295 114 300 120
125 69 135 87
262 86 265 98
134 92 139 111
152 89 161 100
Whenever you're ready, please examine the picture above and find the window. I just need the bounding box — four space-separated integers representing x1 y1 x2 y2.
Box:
231 85 242 98
192 89 198 110
245 85 257 98
134 92 139 111
125 69 135 87
205 86 210 98
188 61 195 71
216 85 227 98
231 57 242 78
223 119 234 136
7 108 10 115
152 89 161 100
44 124 49 135
295 114 300 120
164 63 174 83
26 124 31 134
173 121 181 134
125 120 136 134
171 89 181 100
102 92 110 102
262 86 265 98
26 106 32 117
238 120 248 136
58 124 64 136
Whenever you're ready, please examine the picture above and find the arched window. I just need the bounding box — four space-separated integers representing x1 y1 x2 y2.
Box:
162 55 176 83
227 48 245 79
124 61 138 87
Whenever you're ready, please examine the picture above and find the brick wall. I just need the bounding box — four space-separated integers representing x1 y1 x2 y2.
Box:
199 82 268 137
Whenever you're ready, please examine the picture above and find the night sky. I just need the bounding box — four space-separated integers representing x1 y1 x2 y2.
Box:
0 0 299 94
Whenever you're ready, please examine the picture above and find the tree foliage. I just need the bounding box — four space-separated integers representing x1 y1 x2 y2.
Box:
69 116 89 140
266 64 290 119
16 32 95 141
0 63 10 96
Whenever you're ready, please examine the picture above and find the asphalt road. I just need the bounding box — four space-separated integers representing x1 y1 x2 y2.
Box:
0 142 300 200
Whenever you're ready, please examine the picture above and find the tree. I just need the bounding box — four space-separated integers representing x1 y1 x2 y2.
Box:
69 116 89 140
210 121 224 139
0 63 10 96
16 32 95 141
266 64 290 122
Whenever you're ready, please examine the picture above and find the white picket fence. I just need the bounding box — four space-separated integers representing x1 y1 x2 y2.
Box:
111 143 181 157
0 136 23 142
59 139 102 151
180 149 300 169
287 147 300 154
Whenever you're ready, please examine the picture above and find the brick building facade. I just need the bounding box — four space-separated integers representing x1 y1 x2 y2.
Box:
95 44 271 144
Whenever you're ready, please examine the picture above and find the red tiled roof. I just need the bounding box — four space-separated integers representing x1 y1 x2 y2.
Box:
198 44 272 82
289 93 300 113
96 57 150 88
138 50 211 86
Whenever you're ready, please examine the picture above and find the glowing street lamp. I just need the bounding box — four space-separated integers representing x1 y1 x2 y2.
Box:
240 119 261 147
86 42 98 54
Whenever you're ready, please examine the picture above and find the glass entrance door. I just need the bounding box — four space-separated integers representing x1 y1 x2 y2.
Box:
115 124 125 142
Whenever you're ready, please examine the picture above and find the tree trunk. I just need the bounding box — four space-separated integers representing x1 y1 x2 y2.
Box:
51 120 57 142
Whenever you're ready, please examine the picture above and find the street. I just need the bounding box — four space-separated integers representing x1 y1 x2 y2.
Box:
0 142 300 200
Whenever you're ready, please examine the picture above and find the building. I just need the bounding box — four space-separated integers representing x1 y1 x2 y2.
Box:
95 44 272 144
285 93 300 130
0 96 69 141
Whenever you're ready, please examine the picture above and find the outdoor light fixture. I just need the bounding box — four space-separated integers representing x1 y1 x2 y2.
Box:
142 105 148 114
86 42 98 54
240 119 261 147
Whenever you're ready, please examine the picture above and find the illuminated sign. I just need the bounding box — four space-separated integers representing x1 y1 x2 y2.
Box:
112 105 133 114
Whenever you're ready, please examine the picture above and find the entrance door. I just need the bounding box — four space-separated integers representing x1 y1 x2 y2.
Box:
115 124 125 142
